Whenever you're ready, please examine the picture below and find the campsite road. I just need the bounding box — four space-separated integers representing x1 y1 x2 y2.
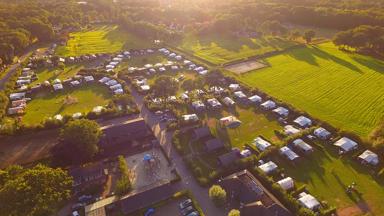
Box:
129 87 228 216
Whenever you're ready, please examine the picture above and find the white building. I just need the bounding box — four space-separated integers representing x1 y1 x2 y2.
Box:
277 177 294 191
260 100 276 110
248 95 262 104
294 116 312 128
279 146 300 161
298 192 321 210
358 150 379 166
253 137 272 152
272 107 289 117
258 161 278 174
314 127 331 140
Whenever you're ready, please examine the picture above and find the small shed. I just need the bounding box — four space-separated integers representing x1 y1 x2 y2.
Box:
105 80 118 86
53 83 64 91
220 116 242 128
207 98 222 109
358 150 379 166
294 116 312 128
292 139 314 154
260 100 276 110
248 95 262 104
298 192 321 210
222 97 236 107
314 127 331 140
182 114 199 122
258 161 278 174
284 125 301 135
72 112 82 119
98 77 111 84
252 137 272 152
84 76 94 82
272 107 289 117
70 80 81 87
333 137 358 153
110 84 122 91
205 138 225 152
279 146 300 161
229 84 241 91
277 177 294 191
234 91 247 100
191 100 205 112
9 92 26 101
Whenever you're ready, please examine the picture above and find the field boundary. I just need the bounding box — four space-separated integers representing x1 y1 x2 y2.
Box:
224 59 268 74
222 44 305 67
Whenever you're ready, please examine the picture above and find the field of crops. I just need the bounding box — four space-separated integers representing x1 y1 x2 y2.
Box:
55 25 148 57
23 84 111 125
237 42 384 137
178 33 297 65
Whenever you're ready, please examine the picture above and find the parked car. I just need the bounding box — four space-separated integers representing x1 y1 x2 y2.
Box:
72 211 80 216
181 206 195 216
187 211 199 216
71 203 84 210
78 195 93 203
179 199 192 210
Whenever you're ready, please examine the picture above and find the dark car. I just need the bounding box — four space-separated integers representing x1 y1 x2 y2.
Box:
181 206 194 216
179 199 192 210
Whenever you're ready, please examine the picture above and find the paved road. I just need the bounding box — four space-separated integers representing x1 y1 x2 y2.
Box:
129 87 228 216
0 50 33 90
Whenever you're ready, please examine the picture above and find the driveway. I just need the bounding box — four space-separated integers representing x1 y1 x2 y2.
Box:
129 87 228 216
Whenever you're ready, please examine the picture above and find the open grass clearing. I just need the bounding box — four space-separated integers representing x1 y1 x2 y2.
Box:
55 25 149 57
272 140 384 215
22 84 111 125
177 33 297 65
31 64 85 85
236 42 384 137
201 106 283 149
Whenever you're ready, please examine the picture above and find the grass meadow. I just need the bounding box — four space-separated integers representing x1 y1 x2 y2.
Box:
236 42 384 137
178 33 297 65
31 64 85 86
55 25 148 57
23 84 111 125
272 141 384 214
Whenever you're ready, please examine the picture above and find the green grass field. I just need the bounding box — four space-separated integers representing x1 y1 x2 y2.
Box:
205 107 283 148
237 42 384 137
178 33 297 65
273 141 384 214
31 64 85 85
55 25 148 57
23 84 111 125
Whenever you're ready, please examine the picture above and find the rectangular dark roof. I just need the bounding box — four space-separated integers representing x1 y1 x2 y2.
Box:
119 183 178 214
193 127 211 140
100 118 152 146
218 150 239 166
205 138 224 152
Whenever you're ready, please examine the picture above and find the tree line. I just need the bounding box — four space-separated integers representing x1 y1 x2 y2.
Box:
333 25 384 54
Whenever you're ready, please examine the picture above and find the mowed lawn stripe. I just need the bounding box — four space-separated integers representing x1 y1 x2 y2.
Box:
238 42 384 137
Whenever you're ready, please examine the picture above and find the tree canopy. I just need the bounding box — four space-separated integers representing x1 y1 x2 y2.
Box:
54 119 102 165
0 164 73 216
152 76 179 100
208 185 227 206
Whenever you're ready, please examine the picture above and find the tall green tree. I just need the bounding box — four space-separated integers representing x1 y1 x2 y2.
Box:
0 164 73 216
228 209 240 216
208 185 227 206
303 30 316 43
55 119 102 165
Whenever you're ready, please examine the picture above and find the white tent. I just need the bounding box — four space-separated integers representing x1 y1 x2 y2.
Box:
272 107 289 117
294 116 312 128
253 137 271 152
298 192 321 210
258 161 278 174
260 100 276 110
277 177 294 190
279 146 300 161
358 150 379 166
333 137 358 152
314 127 331 140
